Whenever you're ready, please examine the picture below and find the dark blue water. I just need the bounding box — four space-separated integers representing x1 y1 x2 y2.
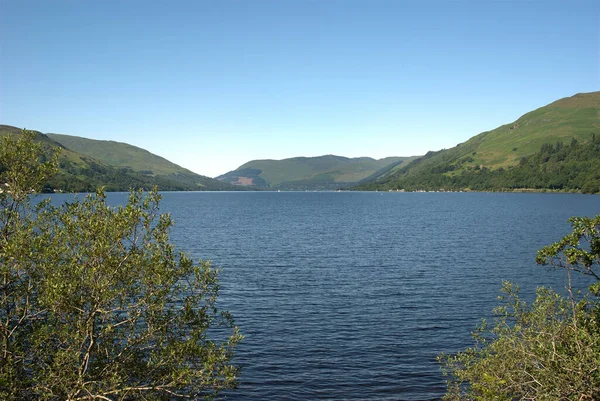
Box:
50 191 600 400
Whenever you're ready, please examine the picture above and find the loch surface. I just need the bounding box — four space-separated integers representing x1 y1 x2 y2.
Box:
99 191 600 400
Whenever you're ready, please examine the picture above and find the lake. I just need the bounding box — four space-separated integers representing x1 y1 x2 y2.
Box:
59 191 600 400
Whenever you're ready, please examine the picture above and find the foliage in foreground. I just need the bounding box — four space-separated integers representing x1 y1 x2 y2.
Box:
0 131 241 400
439 215 600 400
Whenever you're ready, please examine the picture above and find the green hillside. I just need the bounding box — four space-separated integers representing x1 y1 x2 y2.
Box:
357 91 600 192
0 126 239 192
47 134 190 176
217 155 418 190
464 91 600 168
45 133 232 190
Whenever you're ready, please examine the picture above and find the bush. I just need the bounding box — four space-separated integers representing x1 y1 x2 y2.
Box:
439 215 600 400
0 131 241 400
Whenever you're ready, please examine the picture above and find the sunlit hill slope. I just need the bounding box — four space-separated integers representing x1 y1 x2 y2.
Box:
356 91 600 193
0 126 240 192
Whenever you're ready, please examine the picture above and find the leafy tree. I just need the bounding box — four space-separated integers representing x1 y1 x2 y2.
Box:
0 131 241 400
439 215 600 400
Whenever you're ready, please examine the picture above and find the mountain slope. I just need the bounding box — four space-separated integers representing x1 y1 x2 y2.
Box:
357 91 600 192
0 126 239 192
463 91 600 168
46 133 232 190
47 134 189 176
217 155 418 190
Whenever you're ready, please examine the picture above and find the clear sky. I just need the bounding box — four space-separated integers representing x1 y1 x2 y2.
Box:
1 0 598 177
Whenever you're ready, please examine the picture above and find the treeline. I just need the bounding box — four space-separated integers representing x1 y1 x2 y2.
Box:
44 158 198 192
369 133 600 193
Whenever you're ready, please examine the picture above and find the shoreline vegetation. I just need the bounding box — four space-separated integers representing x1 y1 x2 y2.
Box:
378 187 597 194
440 215 600 400
1 131 241 400
28 187 599 195
3 131 600 399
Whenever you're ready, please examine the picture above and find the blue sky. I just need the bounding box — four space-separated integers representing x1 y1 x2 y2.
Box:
1 0 598 177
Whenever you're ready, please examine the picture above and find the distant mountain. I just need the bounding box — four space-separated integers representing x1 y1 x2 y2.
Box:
0 125 240 192
356 91 600 193
217 155 418 190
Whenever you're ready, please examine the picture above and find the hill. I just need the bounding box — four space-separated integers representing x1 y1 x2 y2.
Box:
356 91 600 193
217 155 418 190
0 126 240 192
45 133 234 190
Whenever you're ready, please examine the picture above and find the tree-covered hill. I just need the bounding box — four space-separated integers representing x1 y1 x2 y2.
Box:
356 91 600 192
217 155 418 190
45 132 237 190
0 126 240 192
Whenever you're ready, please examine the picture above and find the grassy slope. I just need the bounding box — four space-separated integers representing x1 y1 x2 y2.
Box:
359 91 600 189
1 126 239 191
47 134 190 176
1 125 101 173
45 132 237 190
218 155 417 189
469 92 600 168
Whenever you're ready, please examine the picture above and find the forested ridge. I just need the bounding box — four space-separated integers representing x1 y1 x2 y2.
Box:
47 156 212 193
358 133 600 193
